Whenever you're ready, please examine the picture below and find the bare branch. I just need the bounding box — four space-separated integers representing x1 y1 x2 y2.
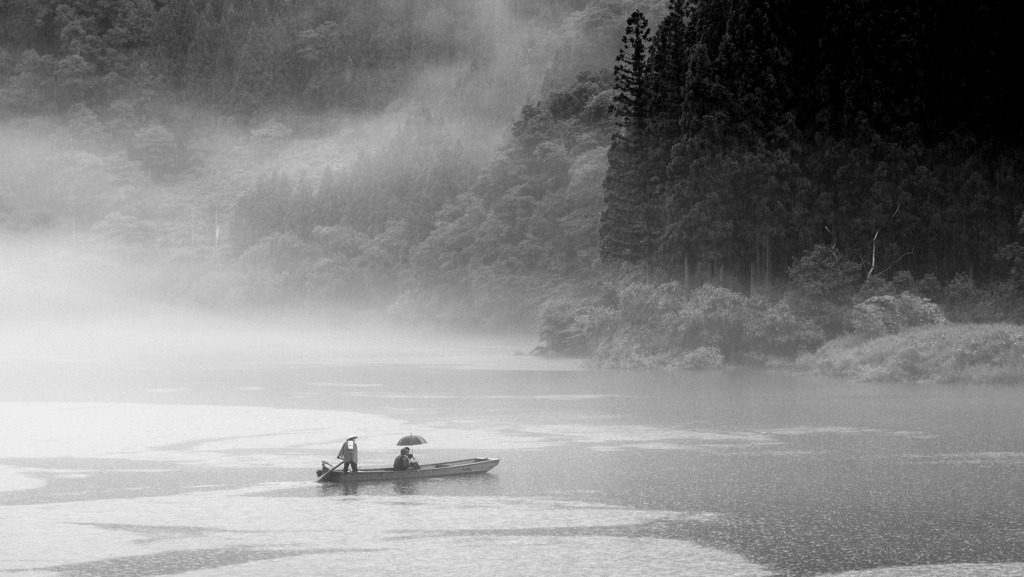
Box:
887 203 901 226
866 204 903 279
825 224 837 249
875 249 915 277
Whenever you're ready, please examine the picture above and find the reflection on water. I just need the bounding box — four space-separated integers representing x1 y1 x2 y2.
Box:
1 343 1024 576
316 480 419 497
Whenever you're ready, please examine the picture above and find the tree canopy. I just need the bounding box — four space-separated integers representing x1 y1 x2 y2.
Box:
599 0 1024 292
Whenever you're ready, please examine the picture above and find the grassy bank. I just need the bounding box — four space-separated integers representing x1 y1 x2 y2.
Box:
800 323 1024 384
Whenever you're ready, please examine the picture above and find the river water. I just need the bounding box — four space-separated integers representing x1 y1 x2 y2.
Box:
1 320 1023 576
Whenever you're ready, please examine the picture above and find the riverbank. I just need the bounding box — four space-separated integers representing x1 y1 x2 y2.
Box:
799 323 1024 384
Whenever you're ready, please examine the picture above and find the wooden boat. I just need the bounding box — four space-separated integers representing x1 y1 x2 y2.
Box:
317 457 500 483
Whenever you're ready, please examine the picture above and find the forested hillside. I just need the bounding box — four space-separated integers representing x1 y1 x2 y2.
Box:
556 0 1024 371
601 0 1023 289
0 0 570 117
2 0 1023 371
0 0 653 327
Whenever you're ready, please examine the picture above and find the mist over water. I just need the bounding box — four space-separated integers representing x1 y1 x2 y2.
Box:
2 236 1023 576
2 3 1023 576
2 321 1024 576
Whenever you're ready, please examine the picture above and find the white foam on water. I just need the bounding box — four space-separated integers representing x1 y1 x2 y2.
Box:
309 382 386 387
914 452 1024 466
172 536 770 577
821 563 1024 576
0 489 767 577
0 401 561 477
0 402 408 465
521 423 775 450
337 392 630 400
769 426 935 440
0 465 45 493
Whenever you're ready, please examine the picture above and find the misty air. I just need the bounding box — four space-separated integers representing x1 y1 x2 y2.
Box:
2 1 1023 576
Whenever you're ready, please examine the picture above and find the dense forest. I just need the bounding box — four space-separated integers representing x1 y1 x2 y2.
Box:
601 0 1023 289
571 0 1024 369
0 0 652 322
0 0 586 117
2 0 1023 371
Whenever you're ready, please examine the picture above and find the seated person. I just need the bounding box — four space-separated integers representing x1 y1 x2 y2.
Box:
406 449 421 470
393 448 411 471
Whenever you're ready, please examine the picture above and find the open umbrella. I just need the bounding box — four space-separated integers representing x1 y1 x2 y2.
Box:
396 434 426 470
397 434 427 446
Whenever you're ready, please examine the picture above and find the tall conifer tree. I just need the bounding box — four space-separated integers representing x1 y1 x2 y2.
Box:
600 10 659 267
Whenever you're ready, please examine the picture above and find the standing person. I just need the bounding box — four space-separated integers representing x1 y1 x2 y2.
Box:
337 436 358 473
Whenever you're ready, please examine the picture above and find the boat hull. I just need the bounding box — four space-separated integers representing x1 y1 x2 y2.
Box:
317 457 500 483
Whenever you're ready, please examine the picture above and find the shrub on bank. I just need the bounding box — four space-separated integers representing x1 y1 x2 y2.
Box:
850 292 948 337
940 274 1024 324
590 331 675 369
677 346 725 370
785 245 862 338
538 298 616 356
537 267 1023 379
540 281 822 367
802 323 1024 383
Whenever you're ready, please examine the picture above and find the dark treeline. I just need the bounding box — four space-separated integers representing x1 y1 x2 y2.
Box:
0 0 518 117
601 0 1024 291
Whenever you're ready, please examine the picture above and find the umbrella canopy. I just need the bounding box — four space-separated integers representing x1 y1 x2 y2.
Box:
397 434 427 446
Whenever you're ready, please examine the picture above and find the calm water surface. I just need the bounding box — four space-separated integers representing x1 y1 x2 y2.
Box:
1 323 1023 576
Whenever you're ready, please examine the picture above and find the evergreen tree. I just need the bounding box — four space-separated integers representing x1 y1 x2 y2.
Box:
229 23 289 115
646 0 691 148
183 4 219 99
600 10 659 267
609 10 651 139
151 0 199 90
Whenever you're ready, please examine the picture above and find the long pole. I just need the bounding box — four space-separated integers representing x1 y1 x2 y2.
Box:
316 461 344 482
